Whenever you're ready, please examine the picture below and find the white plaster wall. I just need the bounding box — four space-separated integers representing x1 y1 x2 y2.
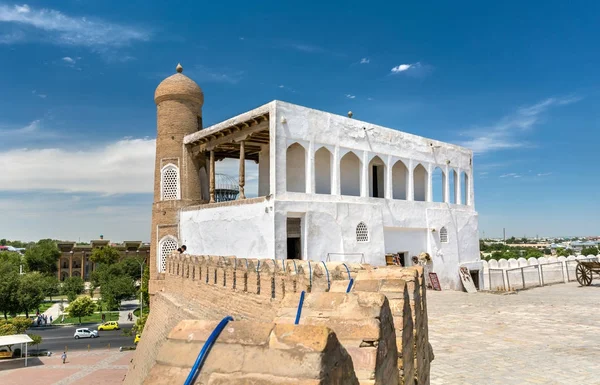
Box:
314 147 332 194
383 228 427 261
340 152 361 196
286 143 306 193
179 200 275 259
258 145 270 196
425 207 480 290
274 200 386 264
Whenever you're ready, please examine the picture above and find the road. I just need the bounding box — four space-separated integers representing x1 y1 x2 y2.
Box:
27 323 136 353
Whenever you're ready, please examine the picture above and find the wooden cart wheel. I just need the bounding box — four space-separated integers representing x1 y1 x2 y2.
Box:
576 263 593 286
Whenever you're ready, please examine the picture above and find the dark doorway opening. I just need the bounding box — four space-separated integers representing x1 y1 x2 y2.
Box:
470 270 480 289
371 165 384 198
287 217 302 260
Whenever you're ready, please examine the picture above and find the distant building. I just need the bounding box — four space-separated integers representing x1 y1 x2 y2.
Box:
57 240 149 281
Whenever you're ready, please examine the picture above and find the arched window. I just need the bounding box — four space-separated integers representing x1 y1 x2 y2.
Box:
286 143 306 193
158 236 178 273
413 164 428 202
461 171 470 205
161 164 180 200
440 227 448 243
369 156 385 198
314 147 332 194
432 167 445 202
340 151 361 196
392 160 408 200
356 222 369 243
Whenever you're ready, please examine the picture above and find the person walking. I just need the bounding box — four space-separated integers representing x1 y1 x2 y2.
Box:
61 351 67 364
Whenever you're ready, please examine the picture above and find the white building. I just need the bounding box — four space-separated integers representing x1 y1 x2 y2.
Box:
151 65 480 290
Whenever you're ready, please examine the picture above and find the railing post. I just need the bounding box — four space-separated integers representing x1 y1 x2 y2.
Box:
538 266 542 286
540 264 545 286
521 268 525 290
506 271 511 291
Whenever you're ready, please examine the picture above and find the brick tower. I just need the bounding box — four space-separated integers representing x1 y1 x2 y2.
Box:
149 64 204 290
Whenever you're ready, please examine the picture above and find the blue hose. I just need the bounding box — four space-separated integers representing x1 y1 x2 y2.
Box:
346 278 354 293
294 291 305 325
183 316 233 385
320 261 330 290
342 263 351 279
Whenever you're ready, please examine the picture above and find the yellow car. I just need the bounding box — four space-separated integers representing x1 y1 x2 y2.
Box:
134 334 141 344
98 321 120 331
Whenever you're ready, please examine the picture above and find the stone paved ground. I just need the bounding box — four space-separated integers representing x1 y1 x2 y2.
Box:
0 350 133 384
428 282 600 385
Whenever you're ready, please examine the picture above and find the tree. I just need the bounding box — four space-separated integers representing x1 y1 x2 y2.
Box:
68 296 96 324
62 277 85 303
10 317 33 333
40 275 60 301
581 246 599 256
120 257 144 281
17 272 46 318
90 246 121 266
141 264 149 308
23 239 60 275
101 275 136 311
0 239 6 246
0 257 20 319
28 334 42 354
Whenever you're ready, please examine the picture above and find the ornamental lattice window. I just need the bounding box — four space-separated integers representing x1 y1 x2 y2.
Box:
158 236 178 273
356 222 369 243
161 164 180 200
440 227 448 243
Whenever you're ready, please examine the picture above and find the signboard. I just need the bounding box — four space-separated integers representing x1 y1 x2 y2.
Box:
428 272 441 291
459 266 477 293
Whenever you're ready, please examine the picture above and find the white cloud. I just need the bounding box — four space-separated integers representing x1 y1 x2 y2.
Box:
360 57 370 64
62 56 75 63
0 3 150 47
0 138 155 194
537 172 552 177
500 173 520 178
391 64 413 73
458 96 581 154
0 137 260 197
0 119 42 135
187 65 243 84
346 94 356 99
278 84 285 88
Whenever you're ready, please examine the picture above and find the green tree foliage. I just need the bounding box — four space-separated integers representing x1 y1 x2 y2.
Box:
120 257 144 281
0 255 20 319
0 322 17 336
40 275 60 301
93 262 137 311
141 264 149 308
24 239 60 275
67 296 96 324
62 277 85 303
132 312 148 336
556 248 571 257
0 239 5 246
17 272 46 318
90 246 121 265
581 246 599 256
28 334 42 354
10 317 33 333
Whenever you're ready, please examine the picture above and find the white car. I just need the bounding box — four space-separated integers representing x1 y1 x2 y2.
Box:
74 328 98 339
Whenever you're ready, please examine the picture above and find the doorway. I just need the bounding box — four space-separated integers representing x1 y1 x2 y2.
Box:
286 217 302 259
470 270 480 289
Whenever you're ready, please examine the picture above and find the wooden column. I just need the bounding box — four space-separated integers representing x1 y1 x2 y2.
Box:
69 252 73 278
209 150 215 203
81 254 85 280
239 141 246 199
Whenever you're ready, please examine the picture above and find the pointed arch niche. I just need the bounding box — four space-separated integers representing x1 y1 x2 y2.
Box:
158 235 178 273
432 166 445 203
392 160 408 200
286 143 306 193
368 156 386 198
450 169 457 204
413 164 428 202
340 151 361 197
461 171 470 205
314 147 332 194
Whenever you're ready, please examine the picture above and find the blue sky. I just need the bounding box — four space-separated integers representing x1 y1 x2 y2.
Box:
1 0 599 241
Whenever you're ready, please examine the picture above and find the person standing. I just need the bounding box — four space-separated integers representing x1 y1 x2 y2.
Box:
61 351 67 364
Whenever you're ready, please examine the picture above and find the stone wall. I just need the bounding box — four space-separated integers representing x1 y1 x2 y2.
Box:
130 254 433 385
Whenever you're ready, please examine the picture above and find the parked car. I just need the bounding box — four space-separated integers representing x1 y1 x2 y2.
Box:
98 321 120 331
134 334 141 344
74 328 98 339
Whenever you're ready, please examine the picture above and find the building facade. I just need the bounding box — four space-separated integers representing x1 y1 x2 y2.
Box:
150 65 481 290
57 240 149 281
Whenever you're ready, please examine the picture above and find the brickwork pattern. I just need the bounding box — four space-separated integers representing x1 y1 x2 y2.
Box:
132 255 433 385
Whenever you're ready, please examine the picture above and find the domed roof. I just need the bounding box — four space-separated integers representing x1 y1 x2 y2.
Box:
154 63 204 105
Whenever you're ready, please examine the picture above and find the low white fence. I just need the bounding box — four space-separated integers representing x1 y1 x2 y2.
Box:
482 255 599 291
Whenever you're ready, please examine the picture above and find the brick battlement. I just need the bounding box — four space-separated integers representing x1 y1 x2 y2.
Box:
128 254 433 385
